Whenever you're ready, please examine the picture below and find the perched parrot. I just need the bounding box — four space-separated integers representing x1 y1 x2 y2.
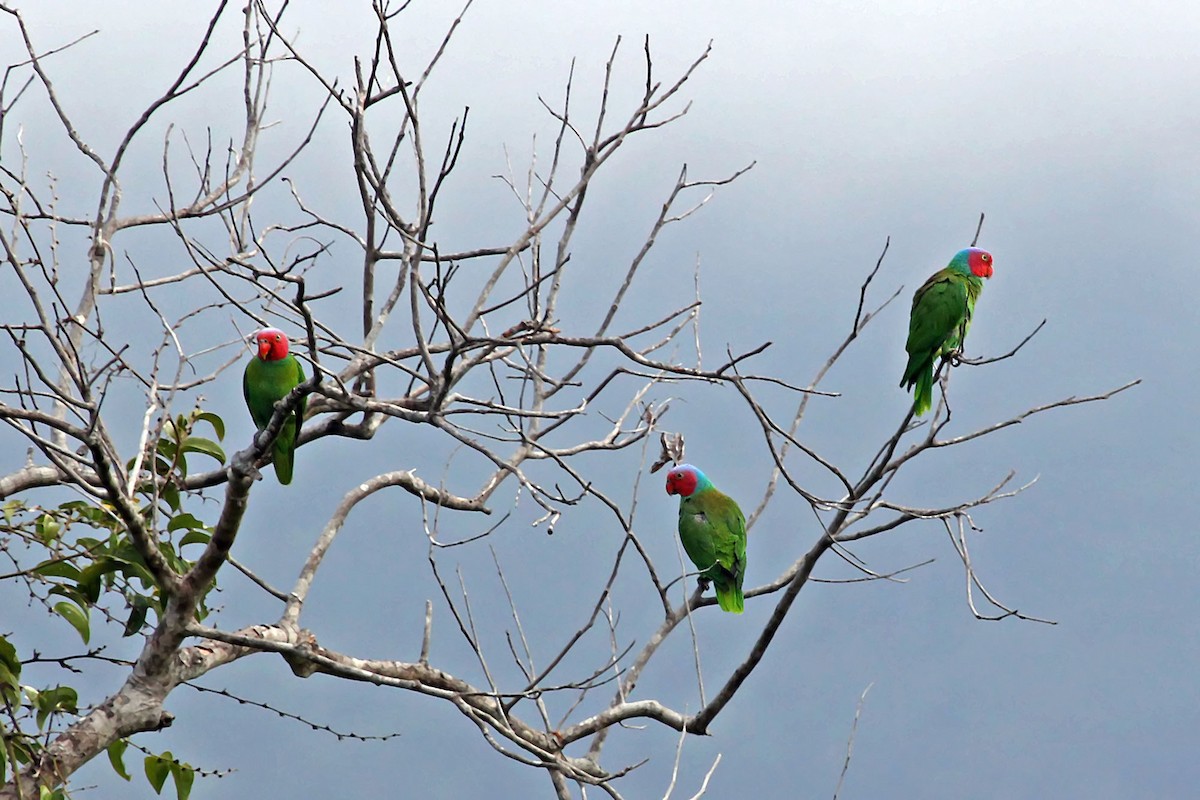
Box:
665 464 747 614
900 247 994 416
243 327 306 484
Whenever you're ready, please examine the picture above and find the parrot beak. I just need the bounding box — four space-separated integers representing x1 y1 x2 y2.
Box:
257 338 272 359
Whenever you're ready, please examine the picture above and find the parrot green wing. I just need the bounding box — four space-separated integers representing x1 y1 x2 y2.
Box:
678 488 747 613
903 270 969 370
243 354 306 484
900 269 979 415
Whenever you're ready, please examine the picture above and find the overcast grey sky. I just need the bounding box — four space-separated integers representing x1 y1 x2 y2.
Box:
4 1 1198 798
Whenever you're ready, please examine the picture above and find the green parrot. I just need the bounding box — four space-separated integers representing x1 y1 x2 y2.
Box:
243 327 306 484
665 464 747 613
900 247 995 416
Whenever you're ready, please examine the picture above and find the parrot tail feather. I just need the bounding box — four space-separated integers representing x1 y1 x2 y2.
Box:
912 363 933 417
714 580 744 614
273 442 295 485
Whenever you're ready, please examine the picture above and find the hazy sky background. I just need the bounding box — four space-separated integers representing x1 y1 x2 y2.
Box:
4 1 1198 798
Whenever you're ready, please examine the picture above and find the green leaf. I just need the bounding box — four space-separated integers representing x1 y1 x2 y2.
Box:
166 513 205 533
123 596 150 637
0 636 19 678
53 601 90 644
161 482 181 512
156 439 187 477
195 411 225 441
44 686 78 712
107 550 157 589
181 436 225 464
161 417 181 443
171 761 195 800
31 560 82 581
35 686 79 729
0 662 18 698
144 753 171 794
47 585 87 608
157 541 186 574
77 558 114 604
35 514 61 544
5 734 33 768
178 530 211 547
107 739 132 781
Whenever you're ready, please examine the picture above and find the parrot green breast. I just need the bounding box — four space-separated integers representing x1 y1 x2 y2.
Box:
243 354 306 427
677 487 747 585
243 354 306 484
902 269 983 382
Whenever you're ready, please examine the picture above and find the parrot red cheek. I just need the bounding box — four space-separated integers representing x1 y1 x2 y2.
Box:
667 472 697 496
967 250 994 279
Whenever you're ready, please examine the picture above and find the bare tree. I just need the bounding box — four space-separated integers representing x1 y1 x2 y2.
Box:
0 3 1136 799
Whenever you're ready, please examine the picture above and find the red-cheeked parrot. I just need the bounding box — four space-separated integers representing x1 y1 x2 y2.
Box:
665 464 747 613
243 327 306 484
900 247 994 416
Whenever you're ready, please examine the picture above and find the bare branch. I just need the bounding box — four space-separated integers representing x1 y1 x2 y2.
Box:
832 684 873 800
